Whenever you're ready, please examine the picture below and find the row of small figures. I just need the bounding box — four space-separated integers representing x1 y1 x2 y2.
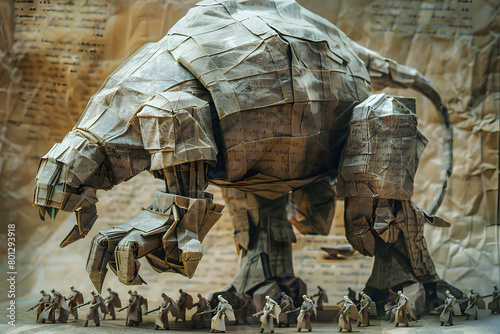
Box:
433 287 500 326
28 286 317 332
28 287 196 328
338 286 500 331
27 285 500 332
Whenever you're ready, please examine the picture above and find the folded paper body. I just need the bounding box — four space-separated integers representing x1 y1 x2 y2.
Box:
32 0 451 295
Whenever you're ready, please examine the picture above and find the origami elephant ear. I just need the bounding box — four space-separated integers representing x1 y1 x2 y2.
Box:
137 91 218 172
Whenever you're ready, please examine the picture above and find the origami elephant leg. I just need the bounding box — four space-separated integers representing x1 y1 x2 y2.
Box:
163 161 208 199
337 94 447 300
288 178 336 235
222 188 296 292
85 161 223 292
86 229 129 293
343 197 440 289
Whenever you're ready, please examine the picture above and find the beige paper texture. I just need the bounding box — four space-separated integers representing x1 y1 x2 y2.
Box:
0 0 498 321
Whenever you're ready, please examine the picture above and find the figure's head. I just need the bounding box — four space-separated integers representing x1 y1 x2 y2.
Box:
302 295 307 301
470 289 474 293
179 289 183 293
198 293 202 299
445 290 451 297
70 286 74 290
494 285 498 290
343 296 349 302
107 288 111 292
397 291 402 296
40 290 45 294
128 290 133 295
51 289 55 293
161 293 168 300
218 295 226 303
265 295 270 301
90 290 96 296
281 292 285 297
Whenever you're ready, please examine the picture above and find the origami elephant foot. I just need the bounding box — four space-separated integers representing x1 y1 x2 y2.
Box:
86 191 224 292
86 229 128 293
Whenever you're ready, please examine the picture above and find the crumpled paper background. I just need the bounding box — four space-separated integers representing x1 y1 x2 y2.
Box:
0 0 498 314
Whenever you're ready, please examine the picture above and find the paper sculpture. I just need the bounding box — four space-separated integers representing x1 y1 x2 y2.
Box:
33 0 452 306
189 294 211 329
278 292 295 327
83 291 107 327
488 285 500 314
121 290 148 327
103 288 121 320
357 291 376 327
253 296 281 333
234 291 257 325
338 296 360 332
311 286 328 311
67 286 84 320
393 291 412 327
28 290 52 323
176 289 193 322
149 293 179 330
464 289 485 320
436 290 461 326
39 289 70 324
297 295 316 332
211 295 235 333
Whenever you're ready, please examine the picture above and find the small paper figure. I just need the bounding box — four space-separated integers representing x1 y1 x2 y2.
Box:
488 285 500 314
436 290 461 326
278 292 295 327
394 291 412 327
297 295 316 332
311 286 328 311
40 289 70 323
176 289 193 322
148 293 179 330
67 286 84 319
357 292 376 327
121 290 148 327
338 296 360 332
189 293 211 329
234 292 256 325
464 289 485 320
83 290 107 327
253 296 281 333
211 295 235 333
27 290 52 323
102 288 121 320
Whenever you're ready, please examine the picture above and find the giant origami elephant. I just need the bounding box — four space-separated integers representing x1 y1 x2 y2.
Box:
33 0 452 301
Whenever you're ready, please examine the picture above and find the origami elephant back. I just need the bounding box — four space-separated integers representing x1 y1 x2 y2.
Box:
34 0 373 244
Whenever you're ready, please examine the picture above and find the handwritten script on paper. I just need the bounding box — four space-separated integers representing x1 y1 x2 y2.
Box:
13 0 110 141
370 0 474 37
